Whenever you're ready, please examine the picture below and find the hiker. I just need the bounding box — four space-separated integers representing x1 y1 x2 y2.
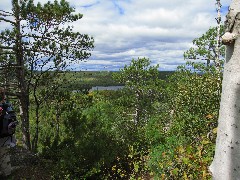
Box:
0 87 17 177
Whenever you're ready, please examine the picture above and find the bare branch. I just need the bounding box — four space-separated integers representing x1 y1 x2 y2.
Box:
5 91 21 98
0 46 14 50
0 13 13 17
0 10 13 16
0 51 16 55
0 64 21 68
0 17 16 25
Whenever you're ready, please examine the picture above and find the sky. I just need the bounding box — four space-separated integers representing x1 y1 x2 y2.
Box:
0 0 232 71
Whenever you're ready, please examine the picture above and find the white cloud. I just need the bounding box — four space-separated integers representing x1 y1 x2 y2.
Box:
0 0 232 71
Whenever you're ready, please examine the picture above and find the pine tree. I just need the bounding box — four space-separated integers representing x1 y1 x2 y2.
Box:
0 0 94 150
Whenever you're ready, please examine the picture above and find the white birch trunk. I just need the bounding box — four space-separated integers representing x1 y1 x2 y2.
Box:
210 0 240 179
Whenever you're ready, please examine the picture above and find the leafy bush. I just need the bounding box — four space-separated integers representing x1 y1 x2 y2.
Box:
147 61 221 179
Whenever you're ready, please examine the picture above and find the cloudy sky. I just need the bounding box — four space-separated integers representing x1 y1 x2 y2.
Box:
0 0 232 71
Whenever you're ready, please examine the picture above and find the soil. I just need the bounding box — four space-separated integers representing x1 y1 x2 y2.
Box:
3 146 52 180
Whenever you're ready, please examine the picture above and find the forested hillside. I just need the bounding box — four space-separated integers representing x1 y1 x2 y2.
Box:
4 46 222 179
0 0 234 179
58 70 174 91
13 56 220 179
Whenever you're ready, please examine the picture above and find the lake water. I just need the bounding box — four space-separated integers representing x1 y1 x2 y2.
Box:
90 86 124 91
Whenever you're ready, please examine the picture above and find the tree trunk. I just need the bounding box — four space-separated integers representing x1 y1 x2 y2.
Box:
32 89 40 152
13 0 31 150
210 0 240 178
19 96 31 150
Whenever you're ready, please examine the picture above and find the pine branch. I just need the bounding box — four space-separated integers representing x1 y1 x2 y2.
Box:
0 17 16 25
0 64 22 68
0 46 14 50
0 52 16 55
0 10 13 16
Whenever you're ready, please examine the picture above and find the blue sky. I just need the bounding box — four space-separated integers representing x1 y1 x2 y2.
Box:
0 0 231 71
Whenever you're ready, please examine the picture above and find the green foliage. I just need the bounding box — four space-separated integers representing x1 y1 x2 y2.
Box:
23 23 225 179
184 25 225 65
166 62 221 140
28 58 164 179
113 57 161 89
113 57 163 125
60 71 123 92
56 70 174 92
149 137 215 179
147 61 221 179
26 53 222 179
2 0 94 71
26 59 222 179
145 26 223 179
1 0 94 149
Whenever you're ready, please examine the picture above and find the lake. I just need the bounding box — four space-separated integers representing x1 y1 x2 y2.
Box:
90 86 124 91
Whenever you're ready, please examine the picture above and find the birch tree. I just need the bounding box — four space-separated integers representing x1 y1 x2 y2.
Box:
183 26 225 67
210 0 240 178
184 1 224 70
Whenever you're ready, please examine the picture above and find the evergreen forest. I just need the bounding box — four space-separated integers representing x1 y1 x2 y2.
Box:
0 0 228 179
16 56 221 179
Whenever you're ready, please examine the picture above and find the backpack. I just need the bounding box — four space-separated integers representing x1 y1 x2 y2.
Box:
0 103 18 138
